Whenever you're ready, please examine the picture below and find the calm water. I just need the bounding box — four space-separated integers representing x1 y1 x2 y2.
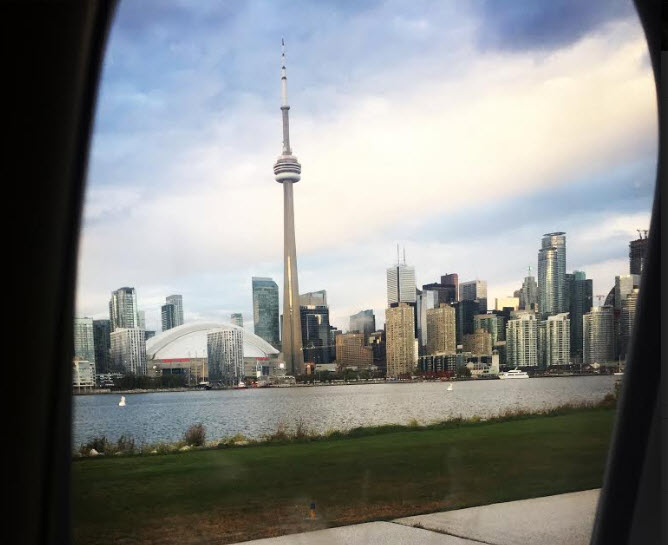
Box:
72 376 618 446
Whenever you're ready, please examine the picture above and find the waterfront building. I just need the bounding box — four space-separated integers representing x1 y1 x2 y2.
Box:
473 314 500 345
161 303 176 332
72 359 95 390
109 287 138 331
385 303 417 378
583 306 615 365
299 290 327 306
454 299 479 345
520 267 538 311
545 313 571 366
387 252 417 306
463 328 492 356
207 327 244 385
416 290 438 351
273 40 304 376
620 288 639 360
506 313 538 368
335 333 373 370
93 319 111 374
300 304 333 364
74 317 96 369
537 232 567 317
460 280 487 314
110 327 147 375
441 273 459 303
230 313 243 328
495 297 519 311
565 271 593 360
629 234 648 276
166 294 184 326
349 309 376 341
426 304 456 355
252 276 280 348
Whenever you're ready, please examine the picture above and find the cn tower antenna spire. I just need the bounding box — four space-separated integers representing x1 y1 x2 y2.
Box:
280 38 291 154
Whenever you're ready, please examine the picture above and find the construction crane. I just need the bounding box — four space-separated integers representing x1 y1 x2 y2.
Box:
637 229 649 239
596 294 606 305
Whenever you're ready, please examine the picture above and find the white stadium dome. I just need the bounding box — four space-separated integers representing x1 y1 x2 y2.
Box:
146 321 279 360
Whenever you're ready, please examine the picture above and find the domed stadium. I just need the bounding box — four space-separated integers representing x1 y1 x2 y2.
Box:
145 321 281 382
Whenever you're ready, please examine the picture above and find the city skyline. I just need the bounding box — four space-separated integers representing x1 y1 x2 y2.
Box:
76 1 655 333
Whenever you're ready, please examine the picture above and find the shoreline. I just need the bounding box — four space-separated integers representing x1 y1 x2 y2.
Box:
74 372 617 396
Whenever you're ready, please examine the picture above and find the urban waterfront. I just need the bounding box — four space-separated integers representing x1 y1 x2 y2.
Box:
72 375 617 446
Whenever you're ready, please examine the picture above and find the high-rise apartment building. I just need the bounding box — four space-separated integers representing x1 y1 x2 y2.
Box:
538 232 566 317
566 271 593 360
110 328 147 375
252 277 280 348
385 303 417 378
299 290 327 306
583 306 615 365
300 304 333 364
474 314 501 345
136 310 146 330
93 319 111 374
506 313 538 368
387 258 416 306
207 328 244 385
368 330 387 375
166 295 184 326
454 300 479 344
417 290 438 350
460 280 487 314
426 304 456 355
495 297 520 311
74 317 95 369
545 313 570 366
230 313 243 328
463 328 492 356
614 274 641 310
335 333 373 370
109 287 138 331
161 303 176 332
520 268 538 311
629 234 648 276
349 309 376 341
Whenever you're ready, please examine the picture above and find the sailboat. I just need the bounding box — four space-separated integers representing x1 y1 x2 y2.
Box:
118 396 126 407
447 383 453 391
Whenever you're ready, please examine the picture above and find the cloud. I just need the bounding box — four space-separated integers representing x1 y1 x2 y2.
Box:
76 2 656 335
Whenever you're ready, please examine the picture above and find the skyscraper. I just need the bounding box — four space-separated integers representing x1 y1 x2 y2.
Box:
349 309 376 341
110 328 147 375
166 295 184 326
454 299 479 344
385 303 417 378
252 277 280 348
426 304 456 355
387 251 416 306
629 233 648 276
460 280 487 314
537 232 566 317
300 304 333 364
93 319 111 374
207 327 244 385
440 273 459 303
109 287 138 331
74 317 96 369
335 333 373 370
230 313 243 328
506 313 538 368
474 314 501 345
545 313 570 366
299 290 327 306
136 310 146 330
520 267 538 311
566 271 592 360
273 40 303 376
583 306 615 365
161 303 176 332
619 288 639 360
416 290 438 350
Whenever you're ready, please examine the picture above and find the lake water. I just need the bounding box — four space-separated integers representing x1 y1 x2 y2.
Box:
72 376 618 446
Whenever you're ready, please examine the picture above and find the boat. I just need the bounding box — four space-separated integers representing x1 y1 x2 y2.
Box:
118 396 126 407
498 369 529 380
234 381 247 389
446 383 453 391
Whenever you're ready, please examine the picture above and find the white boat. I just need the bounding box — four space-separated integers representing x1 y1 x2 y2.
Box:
498 369 529 380
446 383 453 391
118 396 126 407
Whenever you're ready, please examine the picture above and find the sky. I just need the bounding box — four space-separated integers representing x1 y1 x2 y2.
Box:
76 0 657 333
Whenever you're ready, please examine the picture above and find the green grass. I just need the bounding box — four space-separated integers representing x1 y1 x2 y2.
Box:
72 407 615 545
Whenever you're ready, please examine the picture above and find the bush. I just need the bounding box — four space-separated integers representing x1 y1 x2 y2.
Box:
80 436 111 455
184 423 206 446
116 435 135 454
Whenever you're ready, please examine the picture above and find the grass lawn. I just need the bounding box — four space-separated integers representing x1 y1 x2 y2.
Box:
72 407 615 545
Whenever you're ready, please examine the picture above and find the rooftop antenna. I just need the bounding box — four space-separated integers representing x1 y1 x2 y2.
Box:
527 265 532 276
396 244 400 265
403 247 406 265
643 229 648 238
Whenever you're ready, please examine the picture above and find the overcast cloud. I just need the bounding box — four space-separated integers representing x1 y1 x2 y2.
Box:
76 0 656 333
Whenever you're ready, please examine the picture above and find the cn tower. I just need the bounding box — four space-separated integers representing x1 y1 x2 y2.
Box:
273 39 304 376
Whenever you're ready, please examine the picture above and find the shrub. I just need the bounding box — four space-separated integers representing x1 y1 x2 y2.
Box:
116 435 135 454
184 423 206 446
80 436 111 455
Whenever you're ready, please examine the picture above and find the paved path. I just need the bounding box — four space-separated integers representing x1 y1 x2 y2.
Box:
237 489 600 545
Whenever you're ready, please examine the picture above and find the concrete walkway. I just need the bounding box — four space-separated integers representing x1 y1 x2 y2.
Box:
237 489 600 545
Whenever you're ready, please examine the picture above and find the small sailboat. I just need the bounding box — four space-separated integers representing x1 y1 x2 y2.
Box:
447 383 453 391
118 396 126 407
